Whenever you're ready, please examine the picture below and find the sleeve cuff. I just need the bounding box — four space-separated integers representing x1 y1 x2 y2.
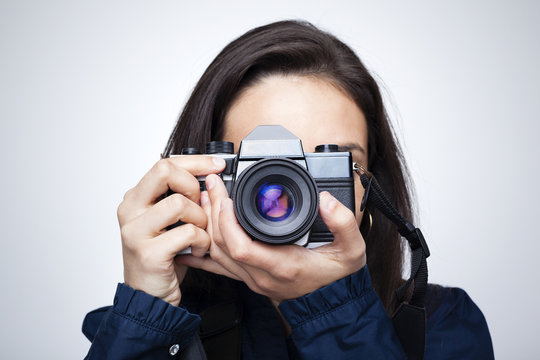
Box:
278 266 372 328
112 283 201 347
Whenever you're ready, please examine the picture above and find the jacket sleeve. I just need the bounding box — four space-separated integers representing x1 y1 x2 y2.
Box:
82 283 201 360
424 285 494 359
278 266 494 360
278 266 407 360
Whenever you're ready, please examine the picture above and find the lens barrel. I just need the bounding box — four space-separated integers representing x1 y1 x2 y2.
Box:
232 158 319 245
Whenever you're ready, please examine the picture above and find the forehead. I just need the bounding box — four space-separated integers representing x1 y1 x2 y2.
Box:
222 75 368 156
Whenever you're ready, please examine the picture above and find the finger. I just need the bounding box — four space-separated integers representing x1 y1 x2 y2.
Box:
201 189 259 285
175 255 241 281
128 193 207 236
318 191 365 251
205 226 269 294
205 247 268 296
206 174 230 243
206 231 259 283
200 190 212 233
153 223 211 258
123 156 226 216
201 187 256 284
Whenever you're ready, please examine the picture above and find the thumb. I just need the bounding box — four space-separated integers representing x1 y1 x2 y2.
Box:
318 191 362 247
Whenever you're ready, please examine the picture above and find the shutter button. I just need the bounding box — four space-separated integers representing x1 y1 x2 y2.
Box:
169 344 180 356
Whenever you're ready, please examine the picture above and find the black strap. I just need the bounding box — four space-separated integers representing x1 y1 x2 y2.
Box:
179 335 208 360
358 168 430 360
198 300 243 360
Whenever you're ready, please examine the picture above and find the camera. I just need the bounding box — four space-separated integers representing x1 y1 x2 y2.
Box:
169 125 355 252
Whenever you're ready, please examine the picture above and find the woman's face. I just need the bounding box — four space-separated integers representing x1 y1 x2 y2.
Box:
222 75 368 224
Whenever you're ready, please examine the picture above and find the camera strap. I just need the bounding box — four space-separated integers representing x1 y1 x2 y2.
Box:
354 163 430 360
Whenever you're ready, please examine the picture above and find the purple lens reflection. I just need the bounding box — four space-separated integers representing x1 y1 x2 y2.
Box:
256 183 294 221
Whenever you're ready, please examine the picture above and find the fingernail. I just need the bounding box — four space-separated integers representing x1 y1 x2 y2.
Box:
200 191 209 206
213 157 226 168
321 192 337 211
206 175 215 190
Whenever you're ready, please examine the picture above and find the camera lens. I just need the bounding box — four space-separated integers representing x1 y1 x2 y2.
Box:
256 183 295 221
232 158 319 245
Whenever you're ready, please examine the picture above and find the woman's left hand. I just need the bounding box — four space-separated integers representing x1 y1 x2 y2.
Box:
176 174 367 302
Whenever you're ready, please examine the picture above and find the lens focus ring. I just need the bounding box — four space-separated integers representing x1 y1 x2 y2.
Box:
232 158 319 245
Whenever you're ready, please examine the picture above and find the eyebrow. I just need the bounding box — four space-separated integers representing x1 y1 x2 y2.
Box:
337 142 367 155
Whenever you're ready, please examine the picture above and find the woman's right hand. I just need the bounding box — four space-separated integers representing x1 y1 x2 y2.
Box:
117 155 226 306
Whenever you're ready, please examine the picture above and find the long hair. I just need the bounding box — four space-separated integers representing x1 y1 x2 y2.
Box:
164 20 413 312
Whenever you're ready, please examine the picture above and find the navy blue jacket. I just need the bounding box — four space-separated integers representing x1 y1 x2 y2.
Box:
83 266 493 359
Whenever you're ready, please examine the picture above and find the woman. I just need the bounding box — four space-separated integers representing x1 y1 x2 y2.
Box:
83 20 493 359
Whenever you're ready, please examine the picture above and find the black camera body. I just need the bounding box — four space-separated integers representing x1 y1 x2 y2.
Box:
171 125 355 251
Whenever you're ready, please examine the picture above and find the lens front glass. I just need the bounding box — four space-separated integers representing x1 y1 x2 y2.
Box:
256 182 295 221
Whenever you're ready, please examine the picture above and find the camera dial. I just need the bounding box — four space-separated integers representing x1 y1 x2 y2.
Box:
206 141 234 154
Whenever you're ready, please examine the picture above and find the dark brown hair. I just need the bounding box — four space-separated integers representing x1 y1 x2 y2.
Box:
164 20 413 312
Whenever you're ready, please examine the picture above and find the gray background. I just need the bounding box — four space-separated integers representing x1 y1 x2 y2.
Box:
1 0 539 358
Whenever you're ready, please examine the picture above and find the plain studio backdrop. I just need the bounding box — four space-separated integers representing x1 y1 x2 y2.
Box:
1 1 539 358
